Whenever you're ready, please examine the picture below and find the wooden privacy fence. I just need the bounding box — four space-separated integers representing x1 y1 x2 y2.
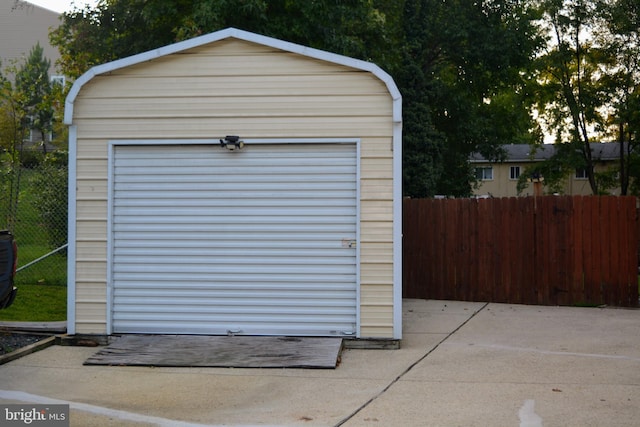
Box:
403 196 639 307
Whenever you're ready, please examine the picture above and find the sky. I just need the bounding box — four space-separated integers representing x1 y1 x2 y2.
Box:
25 0 99 13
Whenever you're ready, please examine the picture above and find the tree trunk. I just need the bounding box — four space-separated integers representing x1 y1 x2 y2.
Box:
619 123 628 195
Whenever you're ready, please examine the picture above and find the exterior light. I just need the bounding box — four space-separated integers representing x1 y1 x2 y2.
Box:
220 135 244 151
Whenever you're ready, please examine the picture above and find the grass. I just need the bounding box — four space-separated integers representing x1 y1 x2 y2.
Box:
0 283 66 321
0 168 67 322
1 251 68 321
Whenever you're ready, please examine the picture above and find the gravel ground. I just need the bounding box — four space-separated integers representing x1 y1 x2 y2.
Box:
0 332 49 355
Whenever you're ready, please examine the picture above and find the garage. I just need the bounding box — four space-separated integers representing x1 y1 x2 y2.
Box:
65 28 402 341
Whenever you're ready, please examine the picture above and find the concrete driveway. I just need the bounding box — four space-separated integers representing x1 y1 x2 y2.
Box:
1 299 639 426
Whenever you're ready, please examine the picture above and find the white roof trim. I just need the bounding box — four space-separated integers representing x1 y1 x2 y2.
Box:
64 27 402 124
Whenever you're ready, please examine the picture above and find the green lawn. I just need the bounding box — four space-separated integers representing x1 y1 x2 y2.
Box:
1 250 67 321
0 283 66 321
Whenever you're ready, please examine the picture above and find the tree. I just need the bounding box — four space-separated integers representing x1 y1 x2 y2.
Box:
51 0 391 79
14 43 54 154
50 0 193 79
533 0 640 196
0 42 64 230
31 151 68 250
534 0 611 194
50 0 544 198
0 63 27 231
395 0 544 197
595 0 640 195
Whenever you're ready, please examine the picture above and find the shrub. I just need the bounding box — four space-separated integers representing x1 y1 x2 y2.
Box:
29 151 68 250
20 150 44 169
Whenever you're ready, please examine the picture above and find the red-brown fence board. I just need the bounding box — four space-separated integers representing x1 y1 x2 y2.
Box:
403 196 639 307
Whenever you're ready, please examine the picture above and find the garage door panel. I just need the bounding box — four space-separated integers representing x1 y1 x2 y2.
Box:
114 311 357 324
116 196 357 207
113 236 352 248
112 273 357 285
114 247 354 257
113 264 356 276
114 256 356 267
111 322 351 336
114 207 356 218
115 293 356 304
111 143 358 336
114 227 354 236
112 147 354 160
111 276 355 290
114 303 357 315
115 185 356 195
116 164 356 174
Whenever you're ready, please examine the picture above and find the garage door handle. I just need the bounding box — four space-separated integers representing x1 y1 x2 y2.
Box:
342 239 357 248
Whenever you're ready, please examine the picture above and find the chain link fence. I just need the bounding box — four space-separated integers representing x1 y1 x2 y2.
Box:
0 150 68 288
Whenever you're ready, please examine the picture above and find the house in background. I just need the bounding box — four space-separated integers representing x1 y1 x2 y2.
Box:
470 143 623 197
0 1 61 74
1 1 64 151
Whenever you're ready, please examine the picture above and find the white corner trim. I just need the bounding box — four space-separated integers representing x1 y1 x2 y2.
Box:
64 27 401 125
66 125 77 335
392 120 403 340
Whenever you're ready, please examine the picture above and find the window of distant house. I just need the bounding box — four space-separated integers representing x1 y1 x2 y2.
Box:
22 115 34 142
510 166 520 180
50 75 65 87
475 167 493 181
575 168 588 179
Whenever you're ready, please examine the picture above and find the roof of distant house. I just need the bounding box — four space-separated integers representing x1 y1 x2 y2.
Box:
470 143 624 163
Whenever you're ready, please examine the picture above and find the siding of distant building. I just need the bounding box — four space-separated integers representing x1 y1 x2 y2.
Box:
471 144 622 197
0 1 60 72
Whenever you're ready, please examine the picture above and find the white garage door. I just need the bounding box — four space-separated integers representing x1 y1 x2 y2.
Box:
110 142 358 336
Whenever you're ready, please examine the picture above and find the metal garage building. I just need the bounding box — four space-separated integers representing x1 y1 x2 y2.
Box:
65 28 402 340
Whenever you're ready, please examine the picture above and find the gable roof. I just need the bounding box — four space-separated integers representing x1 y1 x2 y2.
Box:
470 143 624 163
64 27 401 125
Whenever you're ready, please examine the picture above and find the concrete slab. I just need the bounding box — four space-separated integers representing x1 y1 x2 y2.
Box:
403 300 486 334
1 347 388 426
454 304 640 356
0 300 638 427
344 381 640 427
351 303 640 427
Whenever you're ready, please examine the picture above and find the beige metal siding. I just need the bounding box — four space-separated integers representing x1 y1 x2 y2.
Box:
71 38 396 337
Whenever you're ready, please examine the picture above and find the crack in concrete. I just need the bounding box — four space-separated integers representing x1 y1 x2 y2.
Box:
334 302 490 426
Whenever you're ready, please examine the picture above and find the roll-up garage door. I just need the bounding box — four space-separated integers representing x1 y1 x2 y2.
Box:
110 142 358 336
